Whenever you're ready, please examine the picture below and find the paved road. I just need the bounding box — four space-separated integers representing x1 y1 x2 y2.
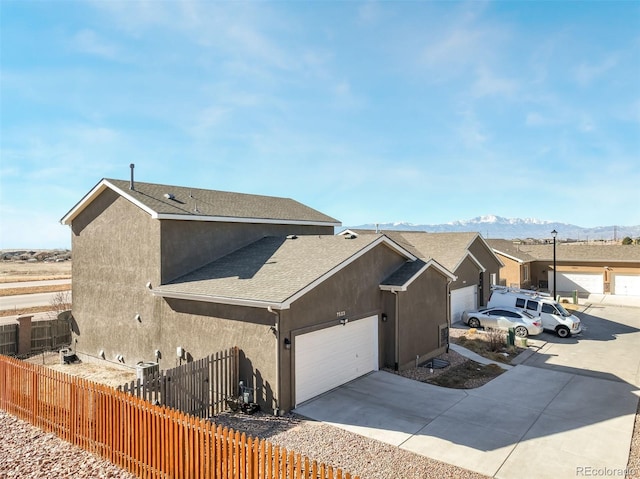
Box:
0 291 71 310
0 279 71 289
295 304 640 479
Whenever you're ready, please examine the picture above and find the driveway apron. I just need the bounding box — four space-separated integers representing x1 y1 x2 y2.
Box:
295 366 639 479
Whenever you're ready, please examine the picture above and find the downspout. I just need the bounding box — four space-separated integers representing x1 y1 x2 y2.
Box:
267 306 281 416
392 290 399 371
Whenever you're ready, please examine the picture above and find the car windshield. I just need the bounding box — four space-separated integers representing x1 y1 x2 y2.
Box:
556 303 572 317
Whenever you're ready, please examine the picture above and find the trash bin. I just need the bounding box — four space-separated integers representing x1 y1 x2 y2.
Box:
507 328 515 347
573 290 578 304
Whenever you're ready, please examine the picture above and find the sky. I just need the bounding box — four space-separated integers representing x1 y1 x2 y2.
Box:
1 1 639 249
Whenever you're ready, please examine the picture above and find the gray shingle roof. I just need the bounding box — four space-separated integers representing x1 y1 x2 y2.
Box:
487 239 537 262
154 234 391 306
488 239 640 263
347 230 480 272
62 178 340 226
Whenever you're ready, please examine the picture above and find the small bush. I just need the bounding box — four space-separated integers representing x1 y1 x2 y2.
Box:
486 328 506 352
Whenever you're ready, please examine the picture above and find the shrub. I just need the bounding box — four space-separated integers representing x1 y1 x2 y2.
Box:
486 328 506 352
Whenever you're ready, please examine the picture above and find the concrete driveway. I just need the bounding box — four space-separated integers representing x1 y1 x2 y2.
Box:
295 305 640 478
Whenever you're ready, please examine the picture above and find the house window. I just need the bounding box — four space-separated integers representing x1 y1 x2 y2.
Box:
523 264 530 282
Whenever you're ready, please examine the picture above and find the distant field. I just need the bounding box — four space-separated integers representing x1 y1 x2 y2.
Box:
0 261 72 283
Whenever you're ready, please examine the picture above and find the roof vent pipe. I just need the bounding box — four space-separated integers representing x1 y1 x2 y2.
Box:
129 163 135 190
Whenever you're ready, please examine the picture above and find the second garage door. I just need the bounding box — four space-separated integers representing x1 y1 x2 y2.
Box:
613 274 640 296
294 315 378 406
549 272 604 295
451 285 477 323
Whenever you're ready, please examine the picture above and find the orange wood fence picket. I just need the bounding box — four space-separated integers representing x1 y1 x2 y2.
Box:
0 355 358 479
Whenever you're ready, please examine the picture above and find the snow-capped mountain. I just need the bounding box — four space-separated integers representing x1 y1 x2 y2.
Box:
346 215 640 240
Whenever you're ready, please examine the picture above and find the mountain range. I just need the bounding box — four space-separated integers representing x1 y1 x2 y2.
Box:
345 215 640 241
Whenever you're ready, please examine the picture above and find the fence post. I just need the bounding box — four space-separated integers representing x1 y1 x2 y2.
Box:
17 315 33 356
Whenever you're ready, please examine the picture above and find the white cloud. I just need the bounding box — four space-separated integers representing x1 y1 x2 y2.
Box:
73 29 119 59
472 66 517 98
574 55 618 86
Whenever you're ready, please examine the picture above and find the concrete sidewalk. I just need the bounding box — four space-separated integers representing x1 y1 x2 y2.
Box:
585 293 640 308
295 369 639 478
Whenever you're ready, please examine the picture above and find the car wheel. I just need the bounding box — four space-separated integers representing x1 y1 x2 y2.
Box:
514 326 528 338
468 317 480 328
556 326 571 338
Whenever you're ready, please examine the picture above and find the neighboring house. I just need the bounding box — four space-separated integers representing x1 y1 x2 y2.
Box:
488 239 640 297
341 230 503 322
61 177 455 413
486 239 537 290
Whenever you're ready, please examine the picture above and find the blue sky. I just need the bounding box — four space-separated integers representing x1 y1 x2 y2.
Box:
1 1 639 249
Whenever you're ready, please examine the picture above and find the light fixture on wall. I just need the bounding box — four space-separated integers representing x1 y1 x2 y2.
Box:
339 318 348 326
381 313 388 322
98 350 105 359
551 229 557 299
283 338 291 350
134 313 141 322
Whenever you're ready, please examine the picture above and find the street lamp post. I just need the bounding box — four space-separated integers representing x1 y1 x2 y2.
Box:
551 229 557 299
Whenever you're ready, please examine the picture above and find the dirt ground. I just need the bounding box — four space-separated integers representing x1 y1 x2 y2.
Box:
0 261 72 282
24 352 137 389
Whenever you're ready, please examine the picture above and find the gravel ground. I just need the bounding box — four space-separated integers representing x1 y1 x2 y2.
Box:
0 410 136 479
628 400 640 479
3 339 639 479
212 411 489 479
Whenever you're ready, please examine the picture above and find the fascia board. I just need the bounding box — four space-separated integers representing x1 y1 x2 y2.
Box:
427 259 458 281
283 236 411 308
60 179 157 225
475 234 506 267
468 252 487 272
379 258 457 292
61 179 342 228
494 249 525 264
156 213 341 227
379 236 418 261
152 289 288 310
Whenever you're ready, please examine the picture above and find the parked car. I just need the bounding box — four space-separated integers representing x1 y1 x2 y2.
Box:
461 306 543 337
487 286 582 338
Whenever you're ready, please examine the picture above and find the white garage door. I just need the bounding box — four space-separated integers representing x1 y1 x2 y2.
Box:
613 274 640 296
451 285 477 323
549 272 603 294
295 315 378 406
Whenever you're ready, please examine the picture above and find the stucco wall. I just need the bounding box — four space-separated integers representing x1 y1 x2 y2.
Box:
158 298 277 411
70 190 162 367
280 242 406 411
397 268 449 370
160 221 333 282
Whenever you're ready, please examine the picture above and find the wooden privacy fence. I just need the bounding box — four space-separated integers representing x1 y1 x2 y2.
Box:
119 349 239 418
0 318 71 356
31 319 72 352
0 324 17 356
0 354 358 479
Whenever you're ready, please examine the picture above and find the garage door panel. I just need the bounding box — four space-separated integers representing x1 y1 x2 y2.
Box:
614 274 640 296
295 316 378 406
451 286 477 323
549 272 603 294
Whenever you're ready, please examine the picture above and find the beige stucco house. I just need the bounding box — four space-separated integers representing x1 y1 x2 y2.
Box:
488 239 640 297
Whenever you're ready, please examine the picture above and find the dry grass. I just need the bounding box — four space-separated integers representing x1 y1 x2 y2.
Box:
0 283 71 297
454 333 523 364
0 261 71 283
